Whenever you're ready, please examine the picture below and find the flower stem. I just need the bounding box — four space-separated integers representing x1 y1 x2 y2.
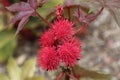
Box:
57 72 64 80
67 7 71 21
65 73 70 80
36 12 52 27
74 23 88 35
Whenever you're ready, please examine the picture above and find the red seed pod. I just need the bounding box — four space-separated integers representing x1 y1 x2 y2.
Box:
56 5 63 19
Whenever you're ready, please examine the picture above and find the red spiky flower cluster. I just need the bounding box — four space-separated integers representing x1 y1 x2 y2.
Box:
38 5 82 71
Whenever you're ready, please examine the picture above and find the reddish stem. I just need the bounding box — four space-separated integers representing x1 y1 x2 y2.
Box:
36 12 52 27
71 67 76 77
75 23 88 35
77 6 81 18
67 7 71 21
65 73 70 80
57 72 64 80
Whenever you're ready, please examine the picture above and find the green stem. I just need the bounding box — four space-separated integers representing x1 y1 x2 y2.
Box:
36 12 52 27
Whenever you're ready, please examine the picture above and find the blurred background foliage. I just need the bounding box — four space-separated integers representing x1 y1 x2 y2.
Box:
0 57 45 80
2 0 120 80
0 57 110 80
0 0 63 63
0 0 89 63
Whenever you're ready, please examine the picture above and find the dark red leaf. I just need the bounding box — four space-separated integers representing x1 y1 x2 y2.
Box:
9 11 33 24
105 0 120 8
6 2 32 12
74 6 104 24
16 15 29 35
98 0 120 27
1 0 10 7
29 0 38 8
6 0 38 34
74 7 87 23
